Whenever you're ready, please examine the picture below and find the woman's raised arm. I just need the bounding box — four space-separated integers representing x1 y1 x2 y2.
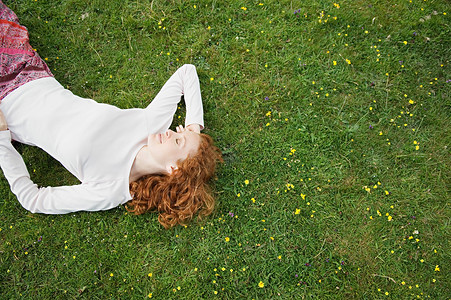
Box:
145 64 204 133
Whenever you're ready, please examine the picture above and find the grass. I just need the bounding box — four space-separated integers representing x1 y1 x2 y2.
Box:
0 0 449 298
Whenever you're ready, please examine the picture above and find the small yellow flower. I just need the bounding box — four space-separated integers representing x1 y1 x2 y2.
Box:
401 281 405 285
333 61 337 65
244 180 249 185
258 281 264 288
110 273 114 277
148 293 153 298
434 265 440 272
148 273 152 277
403 41 408 45
225 237 230 242
295 208 301 214
237 193 240 197
301 193 306 200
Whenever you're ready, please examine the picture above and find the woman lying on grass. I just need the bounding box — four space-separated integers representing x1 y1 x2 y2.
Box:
0 1 222 228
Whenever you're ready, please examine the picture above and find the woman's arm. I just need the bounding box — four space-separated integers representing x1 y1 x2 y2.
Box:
0 110 125 213
145 64 204 132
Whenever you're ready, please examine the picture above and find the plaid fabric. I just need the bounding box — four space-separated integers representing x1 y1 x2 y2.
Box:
0 1 53 100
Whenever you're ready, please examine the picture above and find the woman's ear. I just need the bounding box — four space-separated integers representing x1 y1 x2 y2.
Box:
166 165 178 174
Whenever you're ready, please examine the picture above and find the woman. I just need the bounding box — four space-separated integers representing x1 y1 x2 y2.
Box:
0 2 222 228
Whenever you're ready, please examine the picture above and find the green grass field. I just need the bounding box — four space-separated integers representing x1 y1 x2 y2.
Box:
0 0 449 298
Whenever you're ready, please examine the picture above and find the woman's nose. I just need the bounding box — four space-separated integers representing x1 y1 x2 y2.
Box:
166 129 174 138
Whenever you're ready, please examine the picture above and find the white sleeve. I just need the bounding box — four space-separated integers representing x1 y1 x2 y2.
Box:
0 130 123 214
145 64 204 132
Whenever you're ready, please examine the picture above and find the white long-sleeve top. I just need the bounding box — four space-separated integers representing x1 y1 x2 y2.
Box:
0 64 203 214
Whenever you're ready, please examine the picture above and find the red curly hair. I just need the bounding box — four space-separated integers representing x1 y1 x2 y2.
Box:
126 133 222 228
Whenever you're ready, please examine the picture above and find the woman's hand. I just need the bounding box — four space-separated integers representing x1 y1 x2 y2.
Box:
0 109 8 131
186 124 201 134
176 124 201 134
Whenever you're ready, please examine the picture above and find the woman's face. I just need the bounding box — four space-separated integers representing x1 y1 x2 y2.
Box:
147 128 201 172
